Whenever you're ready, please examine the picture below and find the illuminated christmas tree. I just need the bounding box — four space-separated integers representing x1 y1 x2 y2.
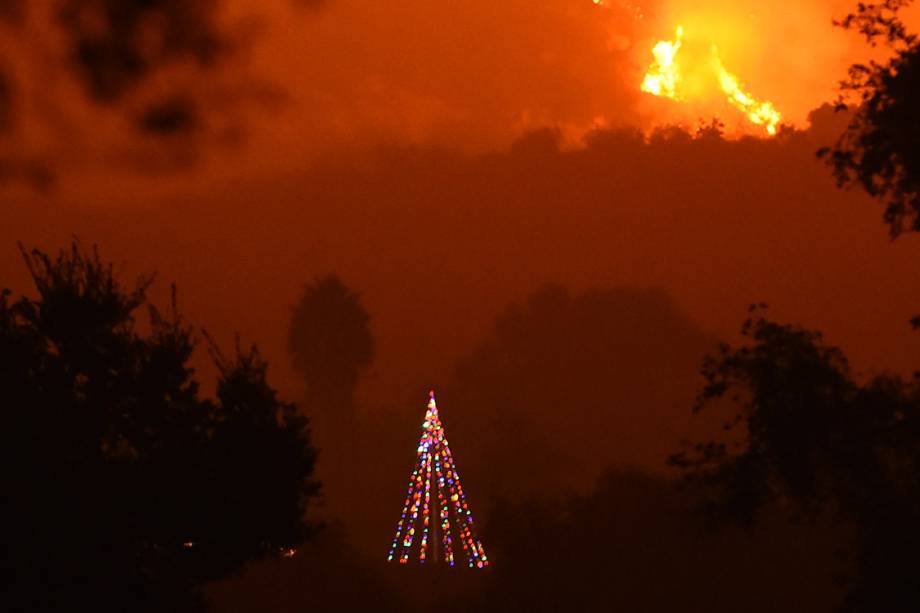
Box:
387 390 489 568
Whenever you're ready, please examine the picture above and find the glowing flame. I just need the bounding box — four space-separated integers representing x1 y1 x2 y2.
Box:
641 25 782 135
712 52 781 135
641 26 684 100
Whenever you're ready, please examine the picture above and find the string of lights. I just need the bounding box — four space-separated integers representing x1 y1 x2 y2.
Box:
387 390 489 568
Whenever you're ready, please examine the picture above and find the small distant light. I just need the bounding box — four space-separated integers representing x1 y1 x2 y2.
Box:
183 542 195 548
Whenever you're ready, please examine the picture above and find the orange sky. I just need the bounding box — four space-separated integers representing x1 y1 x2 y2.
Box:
9 0 918 200
4 0 920 484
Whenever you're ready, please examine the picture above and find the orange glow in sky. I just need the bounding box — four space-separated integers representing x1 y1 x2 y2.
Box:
641 24 782 135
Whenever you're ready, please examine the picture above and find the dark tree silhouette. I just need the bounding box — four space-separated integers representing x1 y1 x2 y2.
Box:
447 283 717 497
1 242 320 613
671 306 920 612
819 0 920 235
448 469 840 613
287 274 375 416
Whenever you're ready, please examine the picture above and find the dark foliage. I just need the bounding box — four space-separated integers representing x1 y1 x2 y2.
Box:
1 242 320 613
447 283 716 496
288 274 375 414
671 306 920 612
819 0 920 236
450 470 840 613
56 0 224 103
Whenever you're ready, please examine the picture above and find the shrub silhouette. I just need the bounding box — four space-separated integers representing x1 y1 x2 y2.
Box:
1 241 320 613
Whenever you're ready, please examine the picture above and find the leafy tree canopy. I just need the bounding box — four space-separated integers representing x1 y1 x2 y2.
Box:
1 242 320 613
820 0 920 236
672 306 920 612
